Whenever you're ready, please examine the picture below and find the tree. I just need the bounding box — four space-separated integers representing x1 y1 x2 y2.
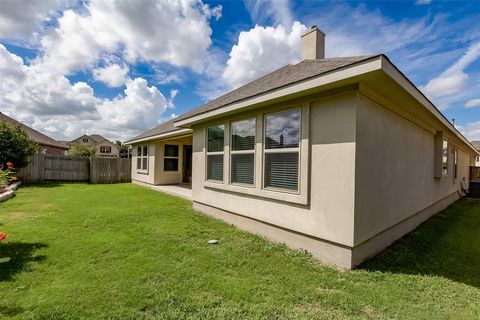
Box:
69 144 96 157
115 140 131 158
0 121 37 168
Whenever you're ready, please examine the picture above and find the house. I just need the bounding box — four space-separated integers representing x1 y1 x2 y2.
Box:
472 141 480 166
126 119 193 184
68 134 120 157
0 112 69 155
127 27 479 269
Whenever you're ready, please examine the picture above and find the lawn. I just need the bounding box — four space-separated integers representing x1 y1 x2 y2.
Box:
0 184 479 319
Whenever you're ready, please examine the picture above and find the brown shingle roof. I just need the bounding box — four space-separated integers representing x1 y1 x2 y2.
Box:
0 112 69 149
88 134 108 143
125 118 183 143
175 55 376 122
126 56 375 144
471 141 480 150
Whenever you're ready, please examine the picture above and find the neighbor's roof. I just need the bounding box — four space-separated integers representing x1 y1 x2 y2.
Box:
175 56 375 122
0 112 69 149
471 141 480 150
88 134 108 143
125 118 188 144
70 134 109 144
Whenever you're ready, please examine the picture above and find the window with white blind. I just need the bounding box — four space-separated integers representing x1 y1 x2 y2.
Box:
442 139 448 175
164 144 179 171
136 145 148 171
264 109 300 192
207 125 224 181
231 118 255 185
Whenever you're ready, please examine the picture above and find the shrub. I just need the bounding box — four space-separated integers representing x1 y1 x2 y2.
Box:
69 144 96 157
0 121 37 168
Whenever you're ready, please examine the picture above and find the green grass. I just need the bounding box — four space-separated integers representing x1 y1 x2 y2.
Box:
0 184 479 319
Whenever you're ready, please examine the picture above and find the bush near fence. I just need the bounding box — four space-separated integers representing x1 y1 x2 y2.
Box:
17 154 131 184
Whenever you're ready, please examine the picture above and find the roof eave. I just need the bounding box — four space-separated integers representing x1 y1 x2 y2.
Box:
379 56 479 156
174 56 383 128
125 128 192 145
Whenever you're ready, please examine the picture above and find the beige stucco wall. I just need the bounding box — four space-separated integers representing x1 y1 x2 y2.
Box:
131 142 156 185
192 92 358 247
353 93 472 246
95 141 120 157
131 136 192 185
189 86 476 268
154 136 192 185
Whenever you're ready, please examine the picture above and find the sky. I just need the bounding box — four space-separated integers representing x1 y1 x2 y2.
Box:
0 0 479 142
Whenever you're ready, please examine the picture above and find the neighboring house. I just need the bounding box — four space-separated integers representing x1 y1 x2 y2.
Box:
68 134 120 157
127 27 479 269
472 141 480 166
0 112 69 155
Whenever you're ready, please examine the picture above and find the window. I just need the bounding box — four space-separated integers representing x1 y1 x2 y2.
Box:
100 146 111 153
231 118 255 185
83 138 88 143
136 145 148 171
264 109 300 192
454 147 458 179
207 125 224 181
164 144 179 171
442 139 448 175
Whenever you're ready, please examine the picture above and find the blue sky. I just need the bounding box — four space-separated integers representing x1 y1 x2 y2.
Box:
0 0 479 141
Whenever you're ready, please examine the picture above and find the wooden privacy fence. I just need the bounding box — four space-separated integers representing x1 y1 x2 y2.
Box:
17 154 131 184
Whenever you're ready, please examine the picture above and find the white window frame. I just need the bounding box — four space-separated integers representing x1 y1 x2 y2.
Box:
100 146 112 154
206 124 225 183
204 103 310 205
263 108 301 194
163 144 179 172
136 145 148 173
442 138 448 176
230 117 256 187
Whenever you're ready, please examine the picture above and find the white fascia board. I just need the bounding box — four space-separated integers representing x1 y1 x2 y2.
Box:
174 57 383 127
381 57 479 155
125 128 192 145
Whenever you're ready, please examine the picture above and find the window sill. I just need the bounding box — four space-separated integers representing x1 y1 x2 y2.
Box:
137 170 149 175
204 181 308 205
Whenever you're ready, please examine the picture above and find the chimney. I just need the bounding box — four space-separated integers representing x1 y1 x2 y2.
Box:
301 26 325 60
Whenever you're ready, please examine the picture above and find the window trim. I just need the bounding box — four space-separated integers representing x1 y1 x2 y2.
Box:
203 103 310 205
163 144 180 172
136 144 149 174
230 117 256 188
205 124 226 183
442 138 448 176
100 146 112 154
263 108 302 194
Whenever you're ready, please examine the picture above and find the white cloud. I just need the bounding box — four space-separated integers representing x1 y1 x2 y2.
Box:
466 99 480 108
34 0 222 74
97 78 167 133
421 42 480 99
93 63 129 87
0 44 167 141
222 21 307 88
170 89 178 99
244 0 293 28
422 72 469 98
0 0 69 39
459 121 480 141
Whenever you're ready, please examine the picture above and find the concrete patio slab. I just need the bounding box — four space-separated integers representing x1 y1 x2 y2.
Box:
150 184 192 200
